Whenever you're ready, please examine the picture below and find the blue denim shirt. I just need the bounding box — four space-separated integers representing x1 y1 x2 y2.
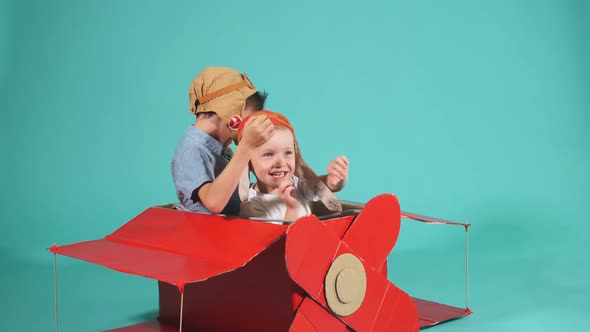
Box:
171 126 240 215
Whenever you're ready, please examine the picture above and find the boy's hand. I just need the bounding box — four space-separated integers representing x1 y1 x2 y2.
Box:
240 114 274 150
326 155 349 191
279 180 300 209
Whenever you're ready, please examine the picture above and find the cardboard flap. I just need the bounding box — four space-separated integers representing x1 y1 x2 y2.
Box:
53 207 287 287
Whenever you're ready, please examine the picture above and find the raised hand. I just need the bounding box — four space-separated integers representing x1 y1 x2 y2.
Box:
240 114 275 150
326 155 349 191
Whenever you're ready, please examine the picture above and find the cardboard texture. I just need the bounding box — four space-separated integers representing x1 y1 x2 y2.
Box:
51 194 471 331
284 195 419 331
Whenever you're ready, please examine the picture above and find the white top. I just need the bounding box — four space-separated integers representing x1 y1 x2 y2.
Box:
240 176 318 221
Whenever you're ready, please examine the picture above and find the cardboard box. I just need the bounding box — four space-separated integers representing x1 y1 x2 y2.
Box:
51 194 471 331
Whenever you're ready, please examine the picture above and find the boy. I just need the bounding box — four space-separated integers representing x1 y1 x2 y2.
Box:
171 67 274 215
239 111 349 221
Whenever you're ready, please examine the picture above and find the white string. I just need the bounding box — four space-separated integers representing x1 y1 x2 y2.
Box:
465 226 470 310
53 251 59 332
179 291 184 332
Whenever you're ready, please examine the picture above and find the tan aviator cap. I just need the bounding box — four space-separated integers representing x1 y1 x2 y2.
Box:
188 67 256 126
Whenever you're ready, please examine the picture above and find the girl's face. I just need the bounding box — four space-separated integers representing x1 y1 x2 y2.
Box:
250 128 296 194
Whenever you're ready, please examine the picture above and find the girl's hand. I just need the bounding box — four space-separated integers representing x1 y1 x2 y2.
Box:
279 180 300 209
326 155 349 191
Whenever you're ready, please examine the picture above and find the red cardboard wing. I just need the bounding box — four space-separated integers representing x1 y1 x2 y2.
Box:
51 207 286 289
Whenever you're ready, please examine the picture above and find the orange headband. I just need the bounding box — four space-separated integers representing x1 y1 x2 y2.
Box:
237 110 294 142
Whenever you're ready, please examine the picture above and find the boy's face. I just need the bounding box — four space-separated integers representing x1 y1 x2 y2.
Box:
250 128 296 193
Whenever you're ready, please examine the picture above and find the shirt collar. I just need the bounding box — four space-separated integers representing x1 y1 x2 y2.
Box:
187 125 224 155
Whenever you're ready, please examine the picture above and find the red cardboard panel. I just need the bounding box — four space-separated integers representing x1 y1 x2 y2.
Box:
290 298 349 332
157 238 304 331
105 321 177 332
414 298 472 328
155 217 357 331
341 194 401 271
52 207 286 287
285 195 419 332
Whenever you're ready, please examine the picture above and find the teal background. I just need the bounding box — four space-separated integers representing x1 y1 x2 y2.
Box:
1 0 588 331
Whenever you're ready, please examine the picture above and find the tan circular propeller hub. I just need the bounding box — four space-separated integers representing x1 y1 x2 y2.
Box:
325 253 367 316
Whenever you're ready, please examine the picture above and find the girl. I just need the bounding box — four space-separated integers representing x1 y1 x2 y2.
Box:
238 111 348 221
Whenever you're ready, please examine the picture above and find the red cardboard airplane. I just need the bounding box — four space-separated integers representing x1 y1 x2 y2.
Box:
50 194 471 331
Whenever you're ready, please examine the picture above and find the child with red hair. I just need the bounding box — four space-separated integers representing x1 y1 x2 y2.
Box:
238 111 348 221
